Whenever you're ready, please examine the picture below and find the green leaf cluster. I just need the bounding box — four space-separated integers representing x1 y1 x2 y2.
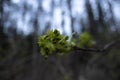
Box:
38 29 73 58
38 29 95 58
78 32 94 48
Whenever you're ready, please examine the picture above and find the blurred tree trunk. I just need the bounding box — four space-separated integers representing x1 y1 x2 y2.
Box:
32 12 39 80
67 0 75 33
0 0 3 27
85 0 98 37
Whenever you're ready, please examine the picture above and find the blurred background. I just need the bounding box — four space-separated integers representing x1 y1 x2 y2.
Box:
0 0 120 80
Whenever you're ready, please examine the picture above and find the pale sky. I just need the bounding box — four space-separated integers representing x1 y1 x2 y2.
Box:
11 0 85 35
11 0 120 35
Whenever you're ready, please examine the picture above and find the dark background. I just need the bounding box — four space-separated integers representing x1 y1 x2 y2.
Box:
0 0 120 80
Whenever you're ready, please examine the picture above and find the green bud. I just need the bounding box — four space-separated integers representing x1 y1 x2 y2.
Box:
65 36 69 40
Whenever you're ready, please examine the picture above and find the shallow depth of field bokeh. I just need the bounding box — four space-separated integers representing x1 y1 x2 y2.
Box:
0 0 120 80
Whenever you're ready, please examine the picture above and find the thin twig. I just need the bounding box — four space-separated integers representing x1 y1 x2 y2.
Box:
74 39 120 52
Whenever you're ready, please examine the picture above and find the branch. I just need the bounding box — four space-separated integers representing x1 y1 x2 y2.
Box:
74 39 120 52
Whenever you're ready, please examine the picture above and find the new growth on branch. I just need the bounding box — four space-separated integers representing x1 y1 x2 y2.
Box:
38 29 120 58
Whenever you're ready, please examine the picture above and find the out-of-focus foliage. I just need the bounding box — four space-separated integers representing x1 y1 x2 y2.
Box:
63 74 70 80
78 32 95 48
